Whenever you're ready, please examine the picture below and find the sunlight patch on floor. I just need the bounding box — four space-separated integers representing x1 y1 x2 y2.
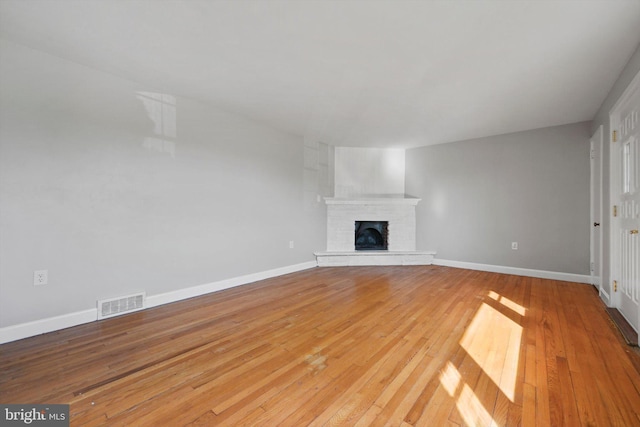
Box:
459 300 523 401
488 290 527 316
440 361 495 426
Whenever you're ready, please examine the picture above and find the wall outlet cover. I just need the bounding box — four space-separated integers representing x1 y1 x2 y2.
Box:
34 270 48 286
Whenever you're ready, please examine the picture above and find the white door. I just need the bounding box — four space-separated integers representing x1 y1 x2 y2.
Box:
611 71 640 336
590 126 603 290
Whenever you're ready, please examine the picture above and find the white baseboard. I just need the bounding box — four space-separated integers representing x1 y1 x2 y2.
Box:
0 309 97 345
145 261 317 308
0 261 317 345
432 259 592 284
599 288 611 306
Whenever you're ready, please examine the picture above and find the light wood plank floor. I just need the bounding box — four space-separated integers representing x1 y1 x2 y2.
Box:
1 266 640 426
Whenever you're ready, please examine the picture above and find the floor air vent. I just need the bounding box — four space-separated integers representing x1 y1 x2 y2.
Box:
97 292 145 320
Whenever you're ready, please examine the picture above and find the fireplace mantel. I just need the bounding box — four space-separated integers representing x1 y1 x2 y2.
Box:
324 196 421 206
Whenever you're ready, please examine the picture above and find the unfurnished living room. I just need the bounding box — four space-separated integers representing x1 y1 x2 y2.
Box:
1 1 640 426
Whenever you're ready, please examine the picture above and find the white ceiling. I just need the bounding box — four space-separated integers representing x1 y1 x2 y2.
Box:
1 0 640 148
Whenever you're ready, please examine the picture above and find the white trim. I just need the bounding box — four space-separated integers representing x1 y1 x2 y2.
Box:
0 309 97 345
146 261 317 308
324 197 421 205
600 288 611 306
608 68 640 333
432 259 591 284
0 261 317 345
609 107 619 308
590 125 604 292
608 69 640 313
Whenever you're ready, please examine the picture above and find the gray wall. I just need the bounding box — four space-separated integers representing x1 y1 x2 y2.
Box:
405 122 591 274
591 42 640 300
0 39 327 328
334 147 405 197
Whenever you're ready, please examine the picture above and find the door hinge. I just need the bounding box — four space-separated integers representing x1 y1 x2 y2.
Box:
590 149 595 159
613 130 618 142
613 205 618 217
613 280 618 292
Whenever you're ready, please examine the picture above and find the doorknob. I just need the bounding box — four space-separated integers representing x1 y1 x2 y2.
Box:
631 229 639 234
594 222 600 227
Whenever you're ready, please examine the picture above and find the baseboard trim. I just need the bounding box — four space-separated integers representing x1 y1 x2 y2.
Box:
0 309 97 345
0 261 317 345
600 288 611 305
432 259 592 284
145 261 318 308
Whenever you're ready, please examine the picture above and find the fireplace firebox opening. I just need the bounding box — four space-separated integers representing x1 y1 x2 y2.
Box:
355 221 388 251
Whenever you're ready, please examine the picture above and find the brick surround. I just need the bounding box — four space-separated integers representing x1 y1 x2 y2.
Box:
325 197 419 251
315 196 435 266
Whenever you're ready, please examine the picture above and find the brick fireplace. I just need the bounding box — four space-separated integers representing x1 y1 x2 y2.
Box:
315 196 435 266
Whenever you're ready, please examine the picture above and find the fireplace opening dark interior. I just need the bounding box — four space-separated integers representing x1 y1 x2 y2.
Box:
355 221 388 251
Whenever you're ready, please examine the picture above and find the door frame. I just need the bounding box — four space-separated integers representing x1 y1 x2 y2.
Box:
590 125 603 291
608 69 640 337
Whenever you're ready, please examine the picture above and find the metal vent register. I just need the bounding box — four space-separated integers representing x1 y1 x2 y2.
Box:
97 292 145 319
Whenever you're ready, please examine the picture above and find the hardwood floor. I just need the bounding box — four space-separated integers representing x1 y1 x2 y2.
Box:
1 266 639 426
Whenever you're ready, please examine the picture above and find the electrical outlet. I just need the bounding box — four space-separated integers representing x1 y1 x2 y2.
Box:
511 242 518 250
34 270 48 286
289 240 294 249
